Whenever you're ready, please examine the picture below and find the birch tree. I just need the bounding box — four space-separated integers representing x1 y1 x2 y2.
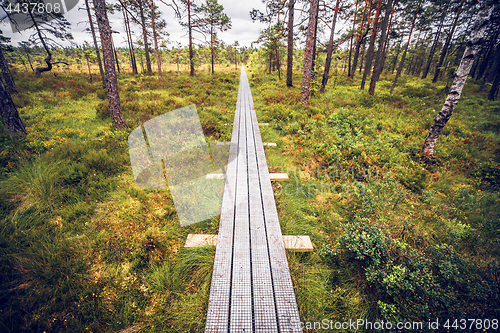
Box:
422 1 494 156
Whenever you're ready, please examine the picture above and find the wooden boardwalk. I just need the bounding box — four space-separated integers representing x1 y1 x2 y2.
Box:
205 68 302 332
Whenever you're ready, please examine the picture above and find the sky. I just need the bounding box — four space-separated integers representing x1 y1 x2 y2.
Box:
1 0 271 48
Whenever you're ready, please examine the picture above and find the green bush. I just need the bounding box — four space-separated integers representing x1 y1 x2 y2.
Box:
320 191 500 323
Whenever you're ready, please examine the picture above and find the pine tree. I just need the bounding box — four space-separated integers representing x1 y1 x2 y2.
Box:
368 0 393 95
94 0 127 128
300 0 319 107
320 0 341 93
195 0 231 74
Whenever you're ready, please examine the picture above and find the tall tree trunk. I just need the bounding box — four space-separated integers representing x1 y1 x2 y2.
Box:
369 0 393 95
139 1 153 75
94 0 127 128
300 0 319 107
0 79 26 135
432 0 464 83
286 0 295 87
112 40 120 73
379 0 395 73
422 2 493 156
360 0 382 90
391 34 404 73
476 29 499 81
24 47 34 72
85 0 105 87
421 10 446 79
210 26 215 74
390 8 418 94
30 12 53 78
351 0 371 77
0 46 18 94
123 6 138 74
150 0 162 80
348 0 359 77
480 45 500 91
320 0 340 93
188 0 194 76
488 68 500 101
359 42 366 73
311 2 320 71
275 47 281 79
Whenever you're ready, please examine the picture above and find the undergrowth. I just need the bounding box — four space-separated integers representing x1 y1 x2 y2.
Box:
0 67 238 332
1 61 499 332
249 66 500 331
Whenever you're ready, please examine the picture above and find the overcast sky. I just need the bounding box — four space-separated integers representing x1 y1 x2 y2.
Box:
1 0 272 48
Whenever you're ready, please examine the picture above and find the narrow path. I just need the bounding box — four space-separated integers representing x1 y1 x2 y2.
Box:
205 67 302 332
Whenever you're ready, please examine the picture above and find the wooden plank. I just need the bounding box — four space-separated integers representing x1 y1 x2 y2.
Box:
185 234 313 252
205 70 242 332
247 71 302 332
244 78 278 332
269 173 289 181
282 236 314 252
229 72 252 332
184 234 218 247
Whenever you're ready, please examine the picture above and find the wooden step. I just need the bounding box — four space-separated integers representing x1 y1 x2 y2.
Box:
185 234 313 252
206 172 289 180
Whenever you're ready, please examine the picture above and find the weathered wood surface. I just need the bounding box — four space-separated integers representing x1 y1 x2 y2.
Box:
205 68 302 332
185 234 313 252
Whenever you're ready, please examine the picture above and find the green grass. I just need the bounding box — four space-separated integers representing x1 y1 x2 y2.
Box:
1 62 499 332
